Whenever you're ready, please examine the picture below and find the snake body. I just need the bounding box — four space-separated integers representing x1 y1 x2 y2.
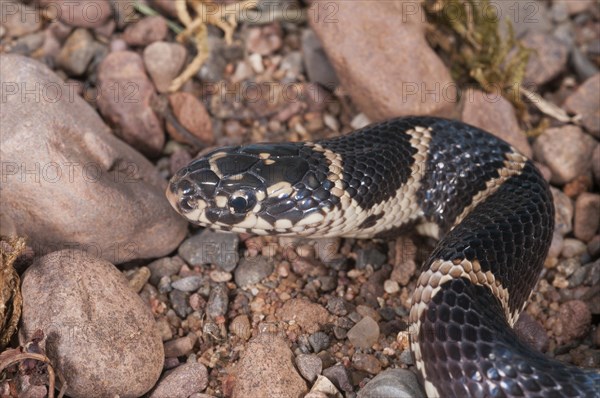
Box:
166 117 599 397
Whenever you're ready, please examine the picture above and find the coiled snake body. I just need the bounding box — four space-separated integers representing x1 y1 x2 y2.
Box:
167 117 599 397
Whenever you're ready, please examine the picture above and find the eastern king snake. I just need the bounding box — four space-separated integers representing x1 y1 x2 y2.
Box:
166 117 600 397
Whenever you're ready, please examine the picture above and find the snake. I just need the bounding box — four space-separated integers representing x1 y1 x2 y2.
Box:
166 116 599 397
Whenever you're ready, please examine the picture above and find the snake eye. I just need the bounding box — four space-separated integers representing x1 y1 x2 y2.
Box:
228 190 257 214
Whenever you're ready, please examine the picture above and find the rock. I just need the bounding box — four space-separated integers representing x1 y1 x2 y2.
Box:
496 0 552 38
322 365 353 393
206 284 229 319
522 33 569 87
144 42 187 93
296 354 322 383
514 312 549 352
356 248 387 270
56 28 98 75
563 74 600 137
593 145 600 187
276 298 329 334
384 279 400 294
230 314 252 340
588 236 600 258
551 187 574 236
533 125 597 184
352 353 381 374
234 256 274 287
178 229 239 271
574 193 600 242
556 0 594 15
309 331 331 353
123 16 168 46
347 316 379 349
172 275 205 292
301 29 339 89
20 250 163 398
0 54 186 263
167 92 215 145
148 256 185 285
169 289 191 318
309 0 455 120
164 334 196 358
461 89 532 157
558 300 592 343
41 0 112 28
9 31 45 55
150 363 209 398
561 238 588 259
232 333 307 398
571 46 599 82
357 368 425 398
129 266 151 293
246 24 283 55
96 51 165 156
326 297 348 316
1 1 42 37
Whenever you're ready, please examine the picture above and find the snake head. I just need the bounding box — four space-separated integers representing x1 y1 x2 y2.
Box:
166 142 340 235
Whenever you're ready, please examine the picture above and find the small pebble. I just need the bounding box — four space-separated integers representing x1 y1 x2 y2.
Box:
178 230 239 271
56 28 96 76
558 300 592 343
169 289 191 318
128 266 151 293
384 279 400 294
399 349 414 365
209 270 232 283
164 334 196 358
148 256 184 285
206 284 229 320
347 316 379 349
561 239 588 259
172 275 205 292
296 354 323 382
357 369 424 398
144 41 187 93
322 365 353 393
123 16 167 47
149 363 208 398
308 375 342 397
356 248 387 269
574 193 600 242
234 256 274 287
309 331 331 353
230 314 252 340
352 353 381 375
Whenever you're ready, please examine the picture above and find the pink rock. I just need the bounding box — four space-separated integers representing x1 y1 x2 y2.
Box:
309 0 455 120
40 0 112 28
167 92 215 146
96 51 165 157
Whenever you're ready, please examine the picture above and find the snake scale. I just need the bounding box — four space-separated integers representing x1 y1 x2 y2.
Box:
166 117 599 397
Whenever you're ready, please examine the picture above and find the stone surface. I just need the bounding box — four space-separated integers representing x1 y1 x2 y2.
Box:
514 312 549 353
296 354 322 383
556 0 594 15
246 24 283 55
234 256 274 287
322 365 353 393
309 0 455 120
563 73 600 137
558 300 592 343
164 334 196 358
574 193 600 242
206 283 229 319
150 363 208 398
352 353 381 374
533 125 597 184
276 298 330 334
144 41 187 93
1 1 42 37
20 250 163 398
0 54 186 263
56 28 98 76
347 316 379 349
123 16 168 47
167 92 215 145
461 88 531 157
357 369 425 398
522 33 569 87
178 229 239 271
551 187 574 236
96 51 165 157
40 0 112 28
301 29 339 89
232 333 307 398
230 314 252 340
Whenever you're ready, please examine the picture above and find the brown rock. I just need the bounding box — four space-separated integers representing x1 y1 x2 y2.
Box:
20 250 163 398
144 42 187 93
150 363 209 398
56 28 97 76
309 0 455 120
1 1 42 37
40 0 112 28
558 300 592 343
0 54 186 263
551 187 574 236
574 193 600 242
123 16 168 46
564 73 600 137
96 51 165 157
164 334 196 358
233 333 307 398
347 316 380 349
352 353 381 375
514 312 549 352
230 314 252 340
461 88 532 157
532 125 597 184
522 33 569 87
167 92 215 145
276 298 329 334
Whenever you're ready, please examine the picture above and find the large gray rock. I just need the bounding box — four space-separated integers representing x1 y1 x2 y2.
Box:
20 250 164 398
0 54 187 263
